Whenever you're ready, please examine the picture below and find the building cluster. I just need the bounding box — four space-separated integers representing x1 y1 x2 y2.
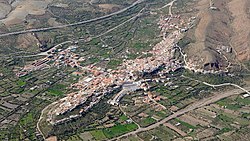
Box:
158 15 196 39
16 58 50 77
48 14 186 124
14 13 194 124
50 45 81 68
16 45 82 77
216 45 232 54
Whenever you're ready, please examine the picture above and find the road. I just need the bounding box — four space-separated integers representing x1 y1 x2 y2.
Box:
181 75 250 95
0 0 144 38
1 6 145 59
37 101 59 140
148 95 167 110
93 7 145 39
0 40 73 59
111 79 250 140
175 44 188 66
156 0 176 16
168 0 176 16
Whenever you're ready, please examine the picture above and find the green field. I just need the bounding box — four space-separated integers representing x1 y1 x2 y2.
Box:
175 118 196 129
17 80 26 87
90 130 107 140
47 84 66 96
139 117 156 127
103 123 138 139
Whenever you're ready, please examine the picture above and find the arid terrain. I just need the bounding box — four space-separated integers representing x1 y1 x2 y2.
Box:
0 0 53 26
185 0 250 71
229 0 250 61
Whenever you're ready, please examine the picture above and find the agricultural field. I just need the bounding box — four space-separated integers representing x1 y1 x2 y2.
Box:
0 0 250 141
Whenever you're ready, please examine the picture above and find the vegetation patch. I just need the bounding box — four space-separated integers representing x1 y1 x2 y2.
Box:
175 118 196 129
103 123 138 139
47 84 66 96
140 117 156 127
218 127 232 135
107 59 122 69
17 80 26 87
90 130 107 140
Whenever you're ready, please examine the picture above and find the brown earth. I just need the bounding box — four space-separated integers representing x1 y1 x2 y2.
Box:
186 0 228 70
16 20 41 49
0 1 11 20
97 4 122 13
228 0 250 61
17 33 40 49
179 114 210 126
186 0 250 70
164 123 187 137
45 136 57 141
0 0 53 26
98 4 120 10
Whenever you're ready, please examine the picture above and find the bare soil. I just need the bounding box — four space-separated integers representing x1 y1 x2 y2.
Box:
0 0 53 26
0 1 11 20
185 0 250 70
229 0 250 61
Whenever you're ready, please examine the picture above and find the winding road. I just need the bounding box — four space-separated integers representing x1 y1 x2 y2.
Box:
0 0 144 38
1 4 145 59
37 101 59 140
34 0 250 140
181 75 250 95
156 0 176 16
35 2 146 139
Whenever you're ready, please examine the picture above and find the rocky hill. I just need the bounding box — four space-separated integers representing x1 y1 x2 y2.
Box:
185 0 250 71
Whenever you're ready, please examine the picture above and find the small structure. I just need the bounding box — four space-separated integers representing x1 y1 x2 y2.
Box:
108 82 140 106
242 94 250 99
209 6 219 10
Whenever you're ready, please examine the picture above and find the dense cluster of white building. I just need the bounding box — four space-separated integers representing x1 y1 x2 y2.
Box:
16 45 81 77
47 14 186 124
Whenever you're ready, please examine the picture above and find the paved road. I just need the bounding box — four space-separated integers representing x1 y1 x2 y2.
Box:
93 7 145 39
0 0 144 38
2 8 144 59
111 79 250 140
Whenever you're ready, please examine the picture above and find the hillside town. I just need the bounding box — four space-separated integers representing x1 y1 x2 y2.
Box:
15 45 82 77
13 8 228 126
13 11 200 125
1 0 250 140
46 13 188 124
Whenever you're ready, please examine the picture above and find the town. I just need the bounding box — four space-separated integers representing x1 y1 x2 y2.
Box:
13 4 236 128
12 8 202 125
45 12 194 124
